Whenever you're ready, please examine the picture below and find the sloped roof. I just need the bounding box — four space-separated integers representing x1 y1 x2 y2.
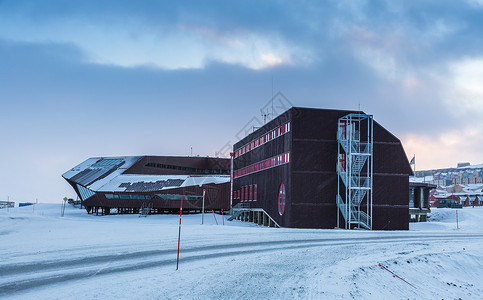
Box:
62 156 142 189
63 156 230 193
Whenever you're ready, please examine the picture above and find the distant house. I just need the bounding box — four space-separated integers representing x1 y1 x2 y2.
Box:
429 184 483 207
415 163 483 186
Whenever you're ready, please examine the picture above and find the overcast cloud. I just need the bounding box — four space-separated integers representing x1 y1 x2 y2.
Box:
1 0 483 203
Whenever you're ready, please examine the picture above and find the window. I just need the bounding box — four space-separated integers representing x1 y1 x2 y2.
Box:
249 185 252 201
254 184 257 201
278 183 286 215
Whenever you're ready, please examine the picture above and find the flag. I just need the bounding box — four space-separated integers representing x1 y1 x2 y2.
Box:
409 155 415 165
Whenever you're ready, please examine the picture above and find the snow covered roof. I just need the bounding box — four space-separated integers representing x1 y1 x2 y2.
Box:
460 163 483 169
63 156 230 193
432 183 483 198
410 176 434 183
96 174 229 192
62 156 142 188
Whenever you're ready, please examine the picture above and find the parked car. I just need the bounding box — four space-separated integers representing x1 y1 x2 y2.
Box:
437 199 463 208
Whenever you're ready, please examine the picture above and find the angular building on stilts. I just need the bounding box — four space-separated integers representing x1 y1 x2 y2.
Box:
62 156 231 215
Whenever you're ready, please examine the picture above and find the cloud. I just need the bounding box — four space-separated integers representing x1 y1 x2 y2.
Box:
445 57 483 116
0 1 317 70
1 1 483 203
402 124 483 170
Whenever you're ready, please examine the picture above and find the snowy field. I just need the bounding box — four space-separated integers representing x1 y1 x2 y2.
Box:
1 204 483 299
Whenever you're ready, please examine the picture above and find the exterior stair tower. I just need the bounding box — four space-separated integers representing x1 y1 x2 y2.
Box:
336 113 374 230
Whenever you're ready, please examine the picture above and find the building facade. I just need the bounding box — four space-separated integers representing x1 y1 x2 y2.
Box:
232 107 412 230
63 156 231 215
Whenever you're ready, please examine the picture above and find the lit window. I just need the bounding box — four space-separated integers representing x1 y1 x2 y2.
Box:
278 183 286 215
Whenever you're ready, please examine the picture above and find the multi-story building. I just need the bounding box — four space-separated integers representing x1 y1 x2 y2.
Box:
231 107 412 230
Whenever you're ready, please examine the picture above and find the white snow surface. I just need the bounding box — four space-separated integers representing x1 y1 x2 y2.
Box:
1 205 483 299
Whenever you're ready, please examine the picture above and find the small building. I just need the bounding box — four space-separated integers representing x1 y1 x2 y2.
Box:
409 182 435 222
63 156 231 215
231 107 412 230
0 201 14 208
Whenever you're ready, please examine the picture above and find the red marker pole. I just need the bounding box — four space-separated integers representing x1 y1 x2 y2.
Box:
378 263 416 288
212 210 218 225
222 209 224 226
176 196 183 270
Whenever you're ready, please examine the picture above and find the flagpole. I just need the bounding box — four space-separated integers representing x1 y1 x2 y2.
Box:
410 155 416 179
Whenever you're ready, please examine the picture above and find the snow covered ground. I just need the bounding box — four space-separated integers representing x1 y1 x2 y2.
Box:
1 204 483 299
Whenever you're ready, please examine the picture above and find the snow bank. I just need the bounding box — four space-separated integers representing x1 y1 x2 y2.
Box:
1 205 483 299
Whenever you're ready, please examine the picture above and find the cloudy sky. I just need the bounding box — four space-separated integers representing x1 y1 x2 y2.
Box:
1 0 483 203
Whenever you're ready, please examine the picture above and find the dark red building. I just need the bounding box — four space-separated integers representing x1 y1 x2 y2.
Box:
232 107 412 230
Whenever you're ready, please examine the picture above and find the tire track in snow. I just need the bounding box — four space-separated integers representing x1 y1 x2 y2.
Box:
1 233 482 296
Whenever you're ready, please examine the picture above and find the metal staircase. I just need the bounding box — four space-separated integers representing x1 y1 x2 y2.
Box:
336 113 373 230
228 202 280 227
139 202 153 217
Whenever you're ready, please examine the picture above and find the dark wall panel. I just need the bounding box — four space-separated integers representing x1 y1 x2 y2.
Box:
290 203 337 229
291 172 337 205
125 156 230 175
372 206 409 230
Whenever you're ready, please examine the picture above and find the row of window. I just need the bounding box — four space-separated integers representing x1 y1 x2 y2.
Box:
145 162 229 174
234 183 286 215
234 121 291 158
234 184 258 202
91 158 124 168
105 193 204 201
105 194 156 200
234 152 291 179
157 194 203 201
